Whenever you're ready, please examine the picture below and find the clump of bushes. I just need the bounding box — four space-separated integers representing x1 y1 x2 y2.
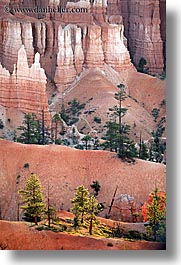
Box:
94 116 101 124
24 163 29 169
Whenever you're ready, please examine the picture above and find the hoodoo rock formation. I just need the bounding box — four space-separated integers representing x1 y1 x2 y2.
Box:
0 0 166 239
0 0 165 80
0 0 166 141
102 24 131 72
0 45 50 121
107 0 165 74
85 24 105 69
54 21 132 92
54 25 77 93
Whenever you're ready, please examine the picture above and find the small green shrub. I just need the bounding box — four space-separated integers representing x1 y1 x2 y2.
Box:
94 116 101 124
24 163 29 169
160 99 166 107
55 139 62 145
124 230 147 241
151 108 160 122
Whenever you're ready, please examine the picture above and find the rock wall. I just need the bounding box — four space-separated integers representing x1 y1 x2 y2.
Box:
0 19 45 73
119 0 165 74
0 45 50 121
0 0 165 94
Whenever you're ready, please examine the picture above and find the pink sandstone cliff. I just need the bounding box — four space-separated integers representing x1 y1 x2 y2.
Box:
0 45 50 121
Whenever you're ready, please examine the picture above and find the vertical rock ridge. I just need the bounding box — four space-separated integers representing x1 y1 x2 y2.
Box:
0 45 50 121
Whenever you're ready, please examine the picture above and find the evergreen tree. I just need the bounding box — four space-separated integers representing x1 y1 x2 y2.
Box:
60 101 69 124
52 113 62 143
86 195 101 235
82 135 92 150
139 142 149 160
139 132 149 160
71 185 90 224
104 121 119 152
18 173 46 225
17 112 51 145
90 180 101 197
104 84 137 159
40 109 51 145
151 108 160 122
138 57 148 73
150 117 166 163
92 137 100 150
17 113 40 144
46 183 57 228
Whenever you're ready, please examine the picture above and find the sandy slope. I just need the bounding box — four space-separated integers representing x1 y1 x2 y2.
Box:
0 139 166 221
61 69 158 141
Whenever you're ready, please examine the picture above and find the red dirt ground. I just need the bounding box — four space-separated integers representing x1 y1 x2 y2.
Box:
0 220 166 250
0 139 166 221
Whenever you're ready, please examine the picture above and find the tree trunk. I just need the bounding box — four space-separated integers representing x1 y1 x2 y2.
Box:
55 122 58 142
81 211 84 223
34 216 38 225
89 218 93 235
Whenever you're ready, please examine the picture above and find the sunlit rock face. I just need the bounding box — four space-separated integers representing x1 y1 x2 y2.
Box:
0 45 50 121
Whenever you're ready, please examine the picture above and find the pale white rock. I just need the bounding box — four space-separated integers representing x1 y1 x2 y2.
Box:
74 26 84 74
102 24 131 71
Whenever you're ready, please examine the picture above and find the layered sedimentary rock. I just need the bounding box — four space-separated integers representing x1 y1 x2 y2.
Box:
0 19 34 72
0 0 165 96
92 0 107 23
54 25 77 93
120 0 165 74
102 24 131 71
85 24 104 68
33 21 46 55
128 0 164 74
54 22 132 92
106 0 165 74
1 20 23 73
0 45 50 121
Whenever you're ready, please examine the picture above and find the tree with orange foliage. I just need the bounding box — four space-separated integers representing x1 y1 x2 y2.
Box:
142 188 166 241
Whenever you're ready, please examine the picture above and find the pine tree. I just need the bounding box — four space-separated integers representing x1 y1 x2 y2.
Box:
139 132 149 160
17 112 51 145
138 57 148 73
149 117 166 163
40 109 51 145
90 180 101 197
104 84 137 159
139 142 149 160
52 113 62 144
104 121 119 152
18 173 46 225
82 135 92 150
71 185 90 224
17 113 40 144
113 84 127 157
60 101 69 124
45 182 57 228
87 196 101 235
